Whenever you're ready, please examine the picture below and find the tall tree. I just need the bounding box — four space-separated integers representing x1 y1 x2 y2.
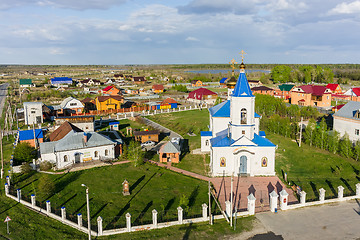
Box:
271 65 292 83
339 133 353 159
304 119 316 146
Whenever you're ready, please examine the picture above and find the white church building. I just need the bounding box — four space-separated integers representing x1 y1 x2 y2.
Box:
201 62 276 177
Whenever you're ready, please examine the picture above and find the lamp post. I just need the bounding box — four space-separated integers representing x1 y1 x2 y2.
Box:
81 184 91 240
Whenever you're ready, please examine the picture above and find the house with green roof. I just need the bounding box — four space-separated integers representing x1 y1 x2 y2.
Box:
275 84 295 100
19 79 34 87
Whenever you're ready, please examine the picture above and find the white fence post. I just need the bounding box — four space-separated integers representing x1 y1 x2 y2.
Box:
17 189 21 202
6 176 10 186
4 183 9 195
126 213 131 232
152 209 158 227
279 189 288 210
46 201 51 214
202 203 208 220
61 207 66 221
247 193 256 215
356 183 360 197
225 200 231 217
338 186 344 200
300 191 306 206
269 190 278 212
31 194 36 207
77 213 82 228
319 188 326 203
177 206 183 224
97 216 103 236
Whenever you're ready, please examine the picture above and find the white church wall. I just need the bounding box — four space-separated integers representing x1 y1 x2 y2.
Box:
333 117 360 142
254 118 260 135
211 117 230 138
201 136 212 152
251 147 276 176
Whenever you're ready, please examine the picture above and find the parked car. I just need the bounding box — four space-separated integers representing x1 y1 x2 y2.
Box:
141 141 156 148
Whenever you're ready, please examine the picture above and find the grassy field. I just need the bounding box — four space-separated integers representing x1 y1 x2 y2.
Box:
268 133 360 201
12 163 210 230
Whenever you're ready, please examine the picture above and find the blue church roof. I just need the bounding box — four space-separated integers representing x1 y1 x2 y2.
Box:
232 72 254 97
201 131 212 136
252 133 276 147
19 129 43 141
211 132 275 147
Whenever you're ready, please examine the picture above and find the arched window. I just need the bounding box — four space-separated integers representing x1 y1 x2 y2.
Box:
241 108 247 124
94 151 99 158
64 155 68 162
205 140 209 146
105 149 109 156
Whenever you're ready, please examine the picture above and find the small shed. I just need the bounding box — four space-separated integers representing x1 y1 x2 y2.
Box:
133 130 160 143
159 141 181 163
18 129 43 148
109 121 119 131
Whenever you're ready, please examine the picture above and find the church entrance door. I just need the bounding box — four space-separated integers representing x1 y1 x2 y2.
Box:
239 155 247 174
75 153 81 164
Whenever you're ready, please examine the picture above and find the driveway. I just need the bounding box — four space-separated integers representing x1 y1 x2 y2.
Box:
241 200 360 240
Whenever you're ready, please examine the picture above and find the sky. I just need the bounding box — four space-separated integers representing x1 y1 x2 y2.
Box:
1 0 360 65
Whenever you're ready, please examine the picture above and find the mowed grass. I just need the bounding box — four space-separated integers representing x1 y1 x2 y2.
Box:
12 163 209 231
268 133 360 201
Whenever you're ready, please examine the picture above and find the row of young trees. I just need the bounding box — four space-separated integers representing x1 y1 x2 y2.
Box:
271 65 334 84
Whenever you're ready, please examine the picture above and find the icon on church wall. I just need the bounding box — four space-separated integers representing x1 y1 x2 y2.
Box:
220 157 226 167
261 157 267 167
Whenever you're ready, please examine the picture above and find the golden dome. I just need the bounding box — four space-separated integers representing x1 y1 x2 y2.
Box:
240 62 245 70
226 76 237 89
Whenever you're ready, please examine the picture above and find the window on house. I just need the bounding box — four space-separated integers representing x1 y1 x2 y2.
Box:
356 129 360 136
242 130 245 135
94 151 98 157
70 103 77 106
31 111 36 114
64 155 68 162
240 108 247 124
105 149 109 156
205 140 209 146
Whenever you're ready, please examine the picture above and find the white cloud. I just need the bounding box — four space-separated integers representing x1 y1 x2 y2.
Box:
49 47 65 55
185 36 199 41
328 1 360 15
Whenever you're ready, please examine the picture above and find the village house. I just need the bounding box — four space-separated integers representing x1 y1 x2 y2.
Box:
51 77 73 86
18 129 43 148
133 76 147 84
19 79 34 88
290 85 332 107
326 83 342 94
95 96 124 111
152 84 164 93
23 102 43 125
248 80 262 88
49 121 83 141
104 79 116 85
333 101 360 142
52 97 84 116
274 84 295 101
81 97 97 112
191 80 203 87
39 131 116 169
251 86 274 96
187 88 218 104
55 115 95 132
134 130 160 143
114 74 125 80
157 98 178 109
77 79 101 87
103 85 121 96
158 141 181 164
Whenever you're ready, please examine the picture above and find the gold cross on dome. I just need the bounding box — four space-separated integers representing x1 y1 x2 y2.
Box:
239 50 247 63
229 58 237 70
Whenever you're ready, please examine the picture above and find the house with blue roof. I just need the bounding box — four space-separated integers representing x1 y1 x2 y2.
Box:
18 129 43 148
200 61 276 177
51 77 73 86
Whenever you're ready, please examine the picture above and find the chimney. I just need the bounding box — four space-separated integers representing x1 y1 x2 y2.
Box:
83 132 87 144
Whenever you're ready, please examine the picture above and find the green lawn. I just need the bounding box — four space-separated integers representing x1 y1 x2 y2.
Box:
268 133 360 201
12 163 210 230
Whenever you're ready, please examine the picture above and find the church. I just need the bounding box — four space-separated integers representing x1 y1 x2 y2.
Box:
200 59 276 177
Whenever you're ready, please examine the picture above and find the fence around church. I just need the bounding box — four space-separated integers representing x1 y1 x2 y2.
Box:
4 180 360 237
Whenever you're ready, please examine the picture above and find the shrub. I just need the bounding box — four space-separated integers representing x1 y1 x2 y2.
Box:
40 161 53 171
37 175 55 199
21 162 32 174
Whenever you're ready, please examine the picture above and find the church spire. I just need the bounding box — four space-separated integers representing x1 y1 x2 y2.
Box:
231 50 253 97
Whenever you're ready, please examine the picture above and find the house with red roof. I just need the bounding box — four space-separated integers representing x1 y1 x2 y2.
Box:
187 88 217 104
103 85 121 96
290 85 332 107
152 84 164 93
326 83 342 94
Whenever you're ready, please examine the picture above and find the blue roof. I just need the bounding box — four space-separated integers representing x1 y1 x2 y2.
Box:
259 131 266 137
201 131 212 136
232 72 254 97
220 77 227 84
51 77 73 84
109 121 119 125
19 129 43 141
209 100 230 117
255 112 261 118
211 135 234 147
252 133 276 147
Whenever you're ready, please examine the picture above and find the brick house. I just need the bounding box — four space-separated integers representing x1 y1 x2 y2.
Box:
18 129 43 148
191 80 203 87
274 84 295 101
290 85 332 107
251 86 274 96
159 141 181 164
326 83 342 94
103 85 121 96
152 84 164 93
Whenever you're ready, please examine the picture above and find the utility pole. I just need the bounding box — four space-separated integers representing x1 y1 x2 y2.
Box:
230 173 233 227
0 127 3 179
208 180 212 225
299 117 303 147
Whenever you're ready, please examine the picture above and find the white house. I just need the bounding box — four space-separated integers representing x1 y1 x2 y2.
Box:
39 131 116 169
333 101 360 142
201 61 276 177
23 102 43 125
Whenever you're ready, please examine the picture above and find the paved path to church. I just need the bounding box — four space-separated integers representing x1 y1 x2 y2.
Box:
211 176 298 213
247 200 360 240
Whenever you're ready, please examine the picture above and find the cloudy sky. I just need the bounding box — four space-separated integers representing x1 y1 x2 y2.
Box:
1 0 360 65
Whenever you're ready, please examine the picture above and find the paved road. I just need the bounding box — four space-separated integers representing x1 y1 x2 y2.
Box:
0 83 9 117
248 200 360 240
